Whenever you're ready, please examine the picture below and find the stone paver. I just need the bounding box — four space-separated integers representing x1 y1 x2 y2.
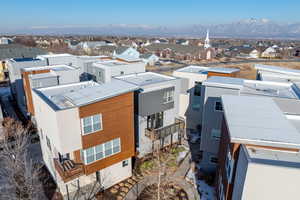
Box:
125 151 200 200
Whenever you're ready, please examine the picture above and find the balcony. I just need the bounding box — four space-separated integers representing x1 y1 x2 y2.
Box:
54 158 84 182
145 118 185 140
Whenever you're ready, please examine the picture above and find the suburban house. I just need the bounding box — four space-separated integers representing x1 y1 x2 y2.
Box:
115 72 185 157
140 53 159 65
113 47 140 61
32 79 139 198
176 39 189 46
255 64 300 83
224 46 260 59
144 43 216 61
217 95 300 200
21 65 80 118
261 46 280 58
0 37 13 44
199 76 300 172
172 66 240 132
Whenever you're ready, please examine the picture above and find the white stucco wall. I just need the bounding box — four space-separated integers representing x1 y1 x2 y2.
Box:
239 162 300 200
32 91 82 154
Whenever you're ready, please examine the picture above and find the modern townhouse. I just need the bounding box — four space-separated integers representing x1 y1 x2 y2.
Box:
255 64 300 82
32 79 138 198
37 53 78 66
172 66 240 132
115 72 185 157
21 65 80 118
6 57 48 117
6 54 146 118
217 95 300 200
84 59 145 83
199 76 300 172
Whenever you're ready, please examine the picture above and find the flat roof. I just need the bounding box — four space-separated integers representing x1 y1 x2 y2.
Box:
244 145 300 167
176 65 240 74
222 95 300 149
23 65 77 72
35 80 139 110
11 57 41 62
203 76 300 99
37 53 73 58
30 71 58 80
255 64 300 76
115 72 175 86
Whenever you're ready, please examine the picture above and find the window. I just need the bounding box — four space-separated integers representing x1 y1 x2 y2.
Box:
122 160 129 167
86 147 95 164
104 141 113 157
211 129 221 140
95 144 104 160
46 136 51 151
225 151 234 183
147 112 164 129
163 90 174 103
194 81 202 96
214 101 223 112
82 138 121 165
209 156 218 164
81 114 103 135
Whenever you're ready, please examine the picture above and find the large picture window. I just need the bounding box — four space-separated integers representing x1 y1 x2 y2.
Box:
82 138 121 165
81 114 103 135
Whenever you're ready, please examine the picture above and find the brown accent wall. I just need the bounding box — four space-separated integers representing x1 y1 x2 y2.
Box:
207 71 239 78
78 92 135 175
22 69 51 116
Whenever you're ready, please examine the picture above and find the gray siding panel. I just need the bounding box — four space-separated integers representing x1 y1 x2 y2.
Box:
139 87 174 116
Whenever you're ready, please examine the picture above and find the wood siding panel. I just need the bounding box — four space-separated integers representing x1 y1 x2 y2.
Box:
22 69 50 116
79 92 135 175
207 72 236 78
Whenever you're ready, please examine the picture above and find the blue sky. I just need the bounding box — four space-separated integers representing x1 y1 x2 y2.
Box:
1 0 300 28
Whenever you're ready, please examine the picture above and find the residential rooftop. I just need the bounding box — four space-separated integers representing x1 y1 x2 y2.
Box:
11 57 42 62
244 145 300 168
204 76 300 99
37 53 74 58
175 65 240 74
115 72 176 86
222 95 300 149
255 64 300 76
35 80 138 110
22 65 77 72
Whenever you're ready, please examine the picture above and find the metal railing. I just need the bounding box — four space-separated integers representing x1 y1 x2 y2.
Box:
145 117 185 140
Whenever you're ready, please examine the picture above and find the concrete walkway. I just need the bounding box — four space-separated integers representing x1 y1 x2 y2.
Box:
125 152 200 200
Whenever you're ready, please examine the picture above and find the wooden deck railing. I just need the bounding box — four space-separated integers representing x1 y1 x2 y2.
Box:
54 158 84 182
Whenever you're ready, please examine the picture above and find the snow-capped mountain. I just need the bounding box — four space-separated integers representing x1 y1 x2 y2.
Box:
2 19 300 39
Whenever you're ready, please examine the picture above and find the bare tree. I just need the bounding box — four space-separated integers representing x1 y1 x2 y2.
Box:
0 118 45 200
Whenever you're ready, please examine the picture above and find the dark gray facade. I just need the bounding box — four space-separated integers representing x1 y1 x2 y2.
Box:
138 87 175 116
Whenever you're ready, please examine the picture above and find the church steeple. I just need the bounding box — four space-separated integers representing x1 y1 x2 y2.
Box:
204 29 211 49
